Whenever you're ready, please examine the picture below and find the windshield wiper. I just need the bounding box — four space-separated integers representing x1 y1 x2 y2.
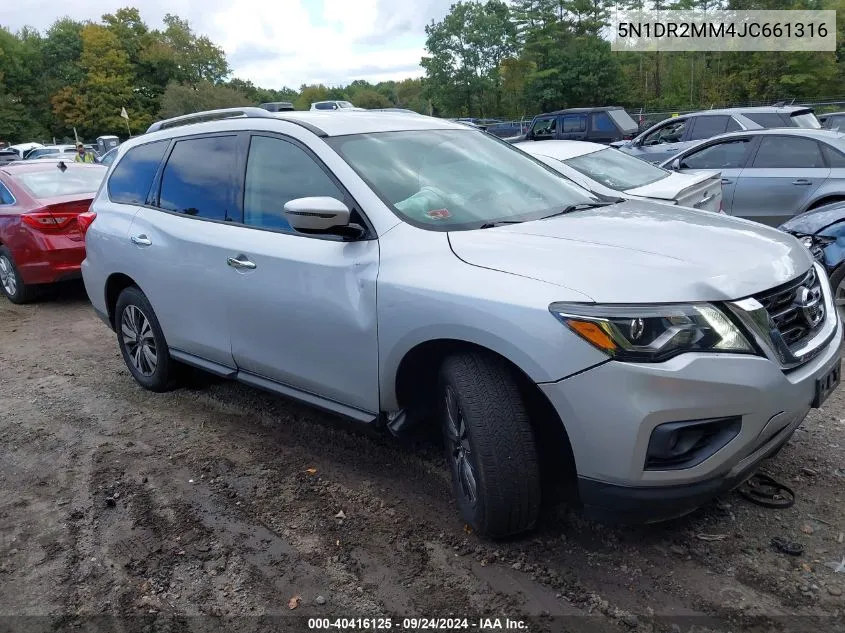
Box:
478 219 525 229
540 200 621 220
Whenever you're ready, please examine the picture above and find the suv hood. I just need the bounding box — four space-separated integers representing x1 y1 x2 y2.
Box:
448 200 811 303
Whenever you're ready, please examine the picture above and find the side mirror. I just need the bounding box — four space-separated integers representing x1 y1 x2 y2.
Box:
284 197 351 233
670 158 681 171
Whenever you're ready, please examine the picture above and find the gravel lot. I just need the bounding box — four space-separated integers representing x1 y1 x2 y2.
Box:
1 283 844 633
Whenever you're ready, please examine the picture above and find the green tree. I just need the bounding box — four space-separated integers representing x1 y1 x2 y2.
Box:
295 84 331 110
351 89 392 109
159 80 251 118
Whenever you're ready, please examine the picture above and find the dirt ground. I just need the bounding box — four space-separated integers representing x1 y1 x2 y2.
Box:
1 283 844 633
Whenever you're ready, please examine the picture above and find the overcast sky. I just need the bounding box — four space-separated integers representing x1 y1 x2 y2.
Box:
4 0 452 88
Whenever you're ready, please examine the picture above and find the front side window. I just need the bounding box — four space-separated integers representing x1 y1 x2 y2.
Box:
643 119 686 145
680 139 752 169
108 140 169 205
158 136 238 221
751 136 824 168
531 117 556 138
243 135 344 232
326 129 597 231
688 116 730 141
562 115 586 133
564 148 668 190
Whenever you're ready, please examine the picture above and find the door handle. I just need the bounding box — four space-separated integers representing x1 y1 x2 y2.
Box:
227 255 257 270
130 234 151 246
792 179 812 185
721 178 733 185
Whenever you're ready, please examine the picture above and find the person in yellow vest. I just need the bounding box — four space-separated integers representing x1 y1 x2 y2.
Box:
74 142 95 163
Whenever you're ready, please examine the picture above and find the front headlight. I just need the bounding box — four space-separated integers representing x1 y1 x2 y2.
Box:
550 302 754 362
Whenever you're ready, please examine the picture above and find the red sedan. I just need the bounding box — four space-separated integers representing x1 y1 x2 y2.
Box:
0 161 105 303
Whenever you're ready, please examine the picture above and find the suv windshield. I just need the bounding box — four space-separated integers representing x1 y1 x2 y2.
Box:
327 130 597 230
564 148 668 190
790 111 821 129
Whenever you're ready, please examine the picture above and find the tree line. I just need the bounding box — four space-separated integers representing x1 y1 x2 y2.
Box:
0 7 427 143
2 1 845 143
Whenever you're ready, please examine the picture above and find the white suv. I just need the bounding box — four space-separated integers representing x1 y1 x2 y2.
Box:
79 107 841 538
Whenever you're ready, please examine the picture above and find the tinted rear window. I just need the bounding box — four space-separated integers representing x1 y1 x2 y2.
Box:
108 140 169 205
17 167 105 198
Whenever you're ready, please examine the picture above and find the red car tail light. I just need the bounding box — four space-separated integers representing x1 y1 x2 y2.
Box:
21 208 75 231
77 210 97 236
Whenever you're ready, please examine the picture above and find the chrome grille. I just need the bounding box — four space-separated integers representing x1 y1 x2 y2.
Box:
754 267 825 349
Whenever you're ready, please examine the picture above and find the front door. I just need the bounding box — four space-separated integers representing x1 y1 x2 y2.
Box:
226 134 380 415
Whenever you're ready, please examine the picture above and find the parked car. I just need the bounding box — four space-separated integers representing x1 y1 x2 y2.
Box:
779 200 845 321
0 161 106 303
310 100 364 111
615 106 821 165
9 142 43 158
81 107 841 538
259 102 295 112
819 111 845 131
515 140 722 213
510 107 638 145
24 145 76 160
0 149 19 165
486 120 531 138
659 128 845 226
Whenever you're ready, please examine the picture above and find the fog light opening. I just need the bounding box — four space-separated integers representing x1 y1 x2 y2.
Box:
645 417 741 471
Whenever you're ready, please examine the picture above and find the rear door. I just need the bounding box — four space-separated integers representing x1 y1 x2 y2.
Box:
675 136 757 213
125 133 242 368
731 135 829 225
558 114 588 141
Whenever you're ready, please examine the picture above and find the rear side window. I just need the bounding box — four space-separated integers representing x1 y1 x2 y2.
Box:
562 115 586 133
243 135 344 232
680 139 752 169
688 115 729 140
726 117 743 132
591 112 616 133
821 143 845 167
751 136 824 168
108 140 169 205
0 181 14 205
158 136 238 221
745 113 789 128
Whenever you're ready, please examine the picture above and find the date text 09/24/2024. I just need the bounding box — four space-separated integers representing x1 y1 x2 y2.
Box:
307 617 529 630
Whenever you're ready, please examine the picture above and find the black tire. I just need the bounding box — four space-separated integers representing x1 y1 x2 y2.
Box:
829 262 845 323
438 352 541 538
0 246 35 304
115 286 175 392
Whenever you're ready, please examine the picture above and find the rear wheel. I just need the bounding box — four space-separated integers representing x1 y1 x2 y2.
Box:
115 286 175 392
0 246 34 304
438 352 541 538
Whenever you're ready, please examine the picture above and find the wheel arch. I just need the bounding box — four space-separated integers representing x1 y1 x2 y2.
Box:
104 272 142 330
393 337 580 505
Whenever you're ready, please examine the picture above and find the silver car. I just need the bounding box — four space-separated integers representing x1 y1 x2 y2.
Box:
80 108 842 537
660 128 845 226
615 106 821 165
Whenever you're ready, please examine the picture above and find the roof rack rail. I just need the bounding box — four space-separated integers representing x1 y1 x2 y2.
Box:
145 107 276 134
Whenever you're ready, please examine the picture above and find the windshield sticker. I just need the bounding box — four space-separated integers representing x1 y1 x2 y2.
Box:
426 208 452 220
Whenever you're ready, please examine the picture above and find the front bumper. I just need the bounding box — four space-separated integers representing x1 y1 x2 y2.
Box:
539 318 842 522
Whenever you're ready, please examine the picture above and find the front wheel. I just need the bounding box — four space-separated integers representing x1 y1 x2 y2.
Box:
829 263 845 324
115 286 175 392
438 352 541 538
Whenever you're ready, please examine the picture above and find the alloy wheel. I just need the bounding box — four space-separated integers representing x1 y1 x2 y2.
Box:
0 255 17 297
121 305 157 377
444 385 478 507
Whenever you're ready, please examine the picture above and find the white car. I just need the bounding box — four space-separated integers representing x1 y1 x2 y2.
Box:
516 140 723 213
310 100 365 111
